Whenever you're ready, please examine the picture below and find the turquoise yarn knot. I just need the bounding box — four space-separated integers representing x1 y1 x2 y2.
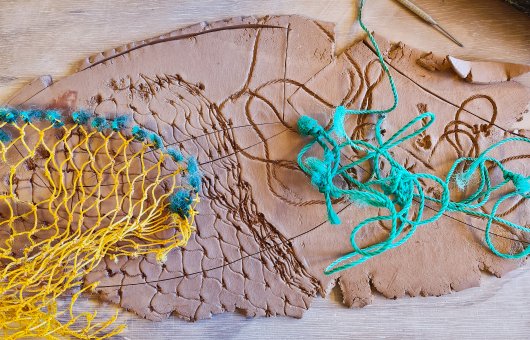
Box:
298 115 324 137
504 171 530 196
305 157 341 225
296 0 530 276
0 107 19 123
298 115 342 225
382 168 414 207
169 189 193 218
72 110 93 125
306 158 331 193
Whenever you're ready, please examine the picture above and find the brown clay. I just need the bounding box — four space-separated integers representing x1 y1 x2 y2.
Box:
6 16 529 321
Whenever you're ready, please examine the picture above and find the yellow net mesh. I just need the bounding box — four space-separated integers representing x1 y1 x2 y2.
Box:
0 110 198 339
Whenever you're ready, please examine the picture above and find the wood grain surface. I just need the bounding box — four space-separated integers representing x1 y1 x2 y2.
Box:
0 0 529 339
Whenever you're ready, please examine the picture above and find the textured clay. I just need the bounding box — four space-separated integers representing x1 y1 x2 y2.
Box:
6 16 529 321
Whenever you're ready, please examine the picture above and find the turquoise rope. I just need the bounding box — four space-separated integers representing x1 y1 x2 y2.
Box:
297 0 530 275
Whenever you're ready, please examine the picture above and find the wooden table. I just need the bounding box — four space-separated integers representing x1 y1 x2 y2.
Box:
1 0 529 338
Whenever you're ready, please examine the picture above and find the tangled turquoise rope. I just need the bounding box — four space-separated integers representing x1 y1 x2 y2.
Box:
297 0 530 275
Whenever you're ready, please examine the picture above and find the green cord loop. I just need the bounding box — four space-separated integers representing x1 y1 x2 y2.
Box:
296 0 530 275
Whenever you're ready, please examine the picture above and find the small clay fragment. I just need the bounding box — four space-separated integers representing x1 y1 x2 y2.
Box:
448 55 530 84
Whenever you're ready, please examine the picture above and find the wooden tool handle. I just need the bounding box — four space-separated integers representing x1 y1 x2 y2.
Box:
395 0 437 25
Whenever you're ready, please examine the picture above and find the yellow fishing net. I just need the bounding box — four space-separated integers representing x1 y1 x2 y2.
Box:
0 109 199 338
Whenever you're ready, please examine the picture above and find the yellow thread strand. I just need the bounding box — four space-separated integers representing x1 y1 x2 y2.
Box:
0 120 197 338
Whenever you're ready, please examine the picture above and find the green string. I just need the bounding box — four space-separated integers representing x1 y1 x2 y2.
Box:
297 0 530 275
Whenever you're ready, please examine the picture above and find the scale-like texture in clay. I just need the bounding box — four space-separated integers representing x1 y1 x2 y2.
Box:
8 15 529 321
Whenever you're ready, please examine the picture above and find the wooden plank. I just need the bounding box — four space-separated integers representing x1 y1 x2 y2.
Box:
68 267 530 339
0 0 529 338
138 268 530 339
0 0 529 101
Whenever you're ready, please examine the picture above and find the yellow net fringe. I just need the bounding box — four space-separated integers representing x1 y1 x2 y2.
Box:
0 120 197 338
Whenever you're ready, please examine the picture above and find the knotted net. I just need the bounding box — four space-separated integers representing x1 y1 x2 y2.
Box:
0 109 199 338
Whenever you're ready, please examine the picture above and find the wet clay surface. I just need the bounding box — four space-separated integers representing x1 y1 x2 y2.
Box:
7 16 529 320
